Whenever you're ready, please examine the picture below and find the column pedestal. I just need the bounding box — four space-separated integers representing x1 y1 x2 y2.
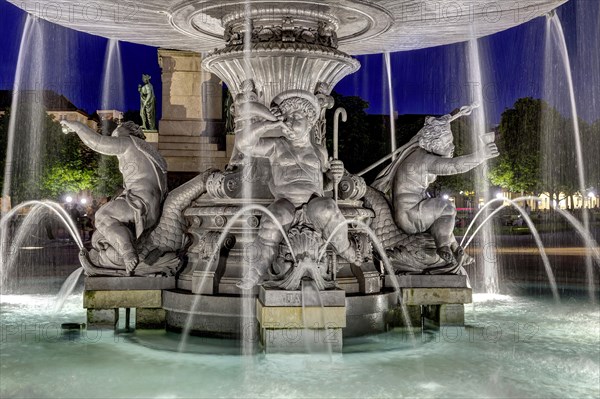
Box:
157 49 229 174
256 287 346 353
83 277 171 330
385 275 472 330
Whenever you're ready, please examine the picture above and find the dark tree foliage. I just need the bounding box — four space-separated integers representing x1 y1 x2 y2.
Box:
0 102 123 204
587 120 600 193
395 114 427 148
324 91 387 178
489 97 589 202
123 110 143 127
0 102 96 202
490 97 545 194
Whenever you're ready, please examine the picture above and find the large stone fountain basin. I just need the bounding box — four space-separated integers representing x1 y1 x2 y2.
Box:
10 0 567 54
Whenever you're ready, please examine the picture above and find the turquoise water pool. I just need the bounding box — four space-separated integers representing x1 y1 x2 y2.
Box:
1 293 598 398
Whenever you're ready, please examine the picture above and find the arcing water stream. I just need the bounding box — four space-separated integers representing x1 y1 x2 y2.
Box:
466 38 499 295
546 12 595 303
101 39 124 112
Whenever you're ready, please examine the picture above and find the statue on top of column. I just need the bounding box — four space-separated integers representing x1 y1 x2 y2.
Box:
138 74 156 131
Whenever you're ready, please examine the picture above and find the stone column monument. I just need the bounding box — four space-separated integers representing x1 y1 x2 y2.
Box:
157 49 229 175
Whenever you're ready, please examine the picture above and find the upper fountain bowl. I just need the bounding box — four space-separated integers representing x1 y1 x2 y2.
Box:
10 0 568 54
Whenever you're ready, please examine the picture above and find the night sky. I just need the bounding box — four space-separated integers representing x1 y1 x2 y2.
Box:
0 0 598 125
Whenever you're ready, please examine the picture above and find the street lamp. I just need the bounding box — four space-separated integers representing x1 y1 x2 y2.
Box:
65 196 73 203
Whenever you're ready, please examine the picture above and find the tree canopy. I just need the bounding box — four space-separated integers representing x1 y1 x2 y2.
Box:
489 97 598 201
324 91 387 177
489 97 547 194
0 103 122 204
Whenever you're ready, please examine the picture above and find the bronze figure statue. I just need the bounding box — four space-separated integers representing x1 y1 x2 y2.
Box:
138 74 156 131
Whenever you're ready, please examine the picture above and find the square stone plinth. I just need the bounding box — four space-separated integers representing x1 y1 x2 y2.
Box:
385 305 422 329
86 309 118 327
401 288 472 306
84 290 162 309
256 301 346 329
136 308 166 329
84 277 176 291
386 275 469 289
423 304 465 327
261 328 343 353
259 287 346 307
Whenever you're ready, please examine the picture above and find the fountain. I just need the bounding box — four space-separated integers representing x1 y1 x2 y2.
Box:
545 12 595 302
100 39 124 112
384 52 397 158
2 0 599 397
466 38 500 295
1 15 44 214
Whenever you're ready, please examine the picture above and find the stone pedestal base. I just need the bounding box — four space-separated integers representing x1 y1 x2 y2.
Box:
191 271 216 295
260 328 343 353
83 277 166 330
257 287 346 353
136 308 167 329
84 290 162 309
86 309 118 328
385 305 422 329
84 277 175 291
385 274 470 289
384 275 472 330
351 264 381 294
157 49 228 173
163 290 256 336
401 287 472 306
423 304 465 328
144 131 159 147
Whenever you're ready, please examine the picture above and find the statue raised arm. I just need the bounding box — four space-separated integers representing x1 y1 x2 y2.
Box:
233 101 287 157
61 120 129 156
61 120 167 275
